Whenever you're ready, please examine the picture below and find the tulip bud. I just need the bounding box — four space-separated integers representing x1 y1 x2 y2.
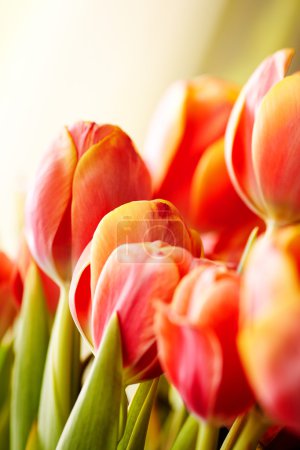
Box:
155 265 254 423
26 121 152 284
239 225 300 434
225 48 300 226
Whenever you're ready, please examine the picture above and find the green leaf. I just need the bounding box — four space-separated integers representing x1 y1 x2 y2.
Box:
0 340 14 449
171 415 199 450
56 313 123 450
118 378 159 450
10 264 50 450
37 284 80 450
0 340 13 409
25 422 40 450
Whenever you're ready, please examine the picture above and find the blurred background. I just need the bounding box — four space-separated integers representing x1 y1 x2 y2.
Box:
1 0 300 254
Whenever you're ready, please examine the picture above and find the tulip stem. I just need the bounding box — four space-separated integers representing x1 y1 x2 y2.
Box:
237 227 259 273
220 415 247 450
196 420 219 450
231 406 271 450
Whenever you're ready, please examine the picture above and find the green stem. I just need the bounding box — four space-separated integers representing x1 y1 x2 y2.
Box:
237 227 259 274
220 415 247 450
196 421 219 450
37 284 80 450
171 415 199 450
232 407 271 450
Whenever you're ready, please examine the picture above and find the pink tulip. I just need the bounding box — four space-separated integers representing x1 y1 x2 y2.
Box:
143 77 262 262
225 49 300 226
155 264 254 423
25 122 152 283
70 199 202 382
239 225 300 434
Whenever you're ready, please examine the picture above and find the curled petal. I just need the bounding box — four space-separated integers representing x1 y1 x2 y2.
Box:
225 49 294 216
71 127 152 262
25 127 77 282
252 74 300 224
69 242 93 344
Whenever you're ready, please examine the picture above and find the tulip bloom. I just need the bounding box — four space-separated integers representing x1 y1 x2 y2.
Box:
143 77 262 261
225 48 300 226
155 265 254 423
70 199 202 382
0 251 18 339
26 121 152 284
239 225 300 434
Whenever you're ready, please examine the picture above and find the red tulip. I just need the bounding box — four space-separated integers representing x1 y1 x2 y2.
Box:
0 251 18 338
155 264 254 423
12 237 59 314
25 122 152 283
143 77 261 262
239 226 300 434
70 199 202 381
225 49 300 226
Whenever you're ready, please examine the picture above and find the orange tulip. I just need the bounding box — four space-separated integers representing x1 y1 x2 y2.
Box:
143 77 261 262
155 264 254 423
225 49 300 226
25 122 152 284
239 225 300 434
70 199 202 381
0 251 18 339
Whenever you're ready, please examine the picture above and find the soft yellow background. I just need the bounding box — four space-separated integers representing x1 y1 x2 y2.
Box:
1 0 300 254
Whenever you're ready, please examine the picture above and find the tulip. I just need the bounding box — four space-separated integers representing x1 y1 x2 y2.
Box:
70 199 202 382
225 48 300 226
12 237 59 314
239 225 300 434
155 264 254 423
0 251 18 339
26 121 152 284
143 77 262 262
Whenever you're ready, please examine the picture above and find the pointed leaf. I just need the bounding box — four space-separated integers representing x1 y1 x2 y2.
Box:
37 285 80 450
118 378 159 450
10 264 49 450
171 415 199 450
56 314 123 450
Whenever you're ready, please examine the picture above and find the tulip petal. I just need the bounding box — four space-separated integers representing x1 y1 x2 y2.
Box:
71 127 152 262
252 74 300 224
155 304 222 420
144 77 239 214
68 122 117 159
92 242 189 380
90 199 199 294
69 242 93 344
143 81 186 190
190 139 259 232
225 49 294 216
239 309 300 433
25 127 77 281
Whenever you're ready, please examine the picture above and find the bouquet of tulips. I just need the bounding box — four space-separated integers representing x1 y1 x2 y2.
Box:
1 48 300 450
